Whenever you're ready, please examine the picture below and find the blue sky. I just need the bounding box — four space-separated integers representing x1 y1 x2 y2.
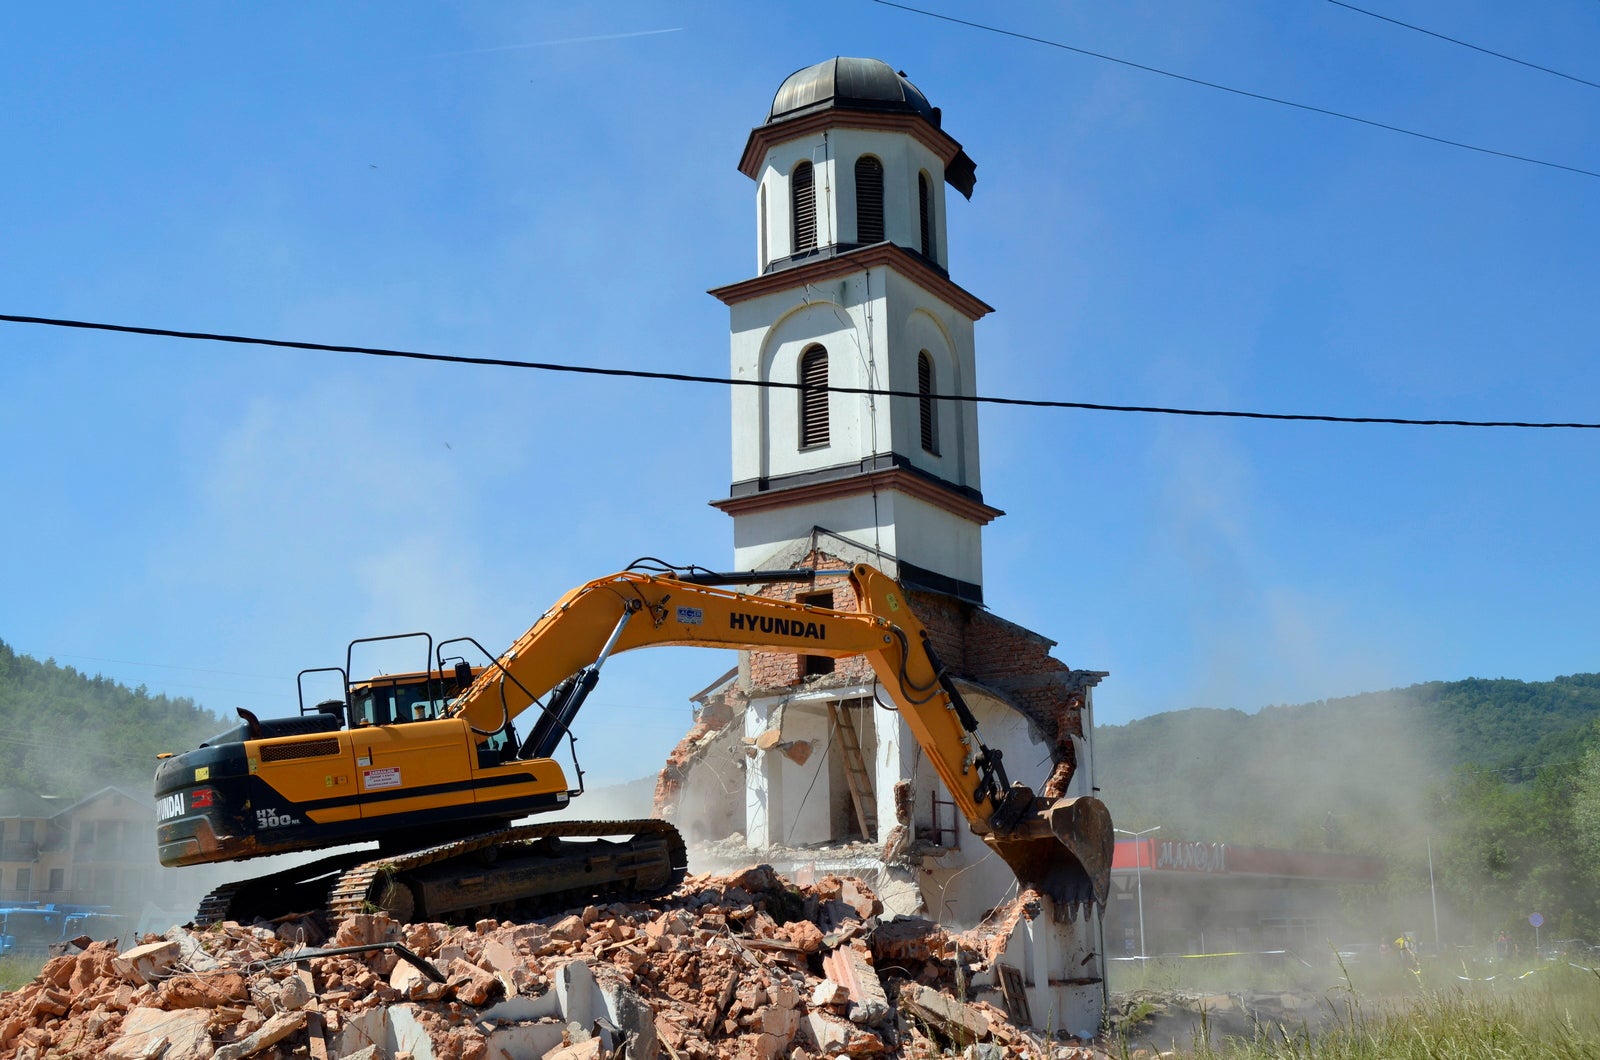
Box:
4 1 1598 786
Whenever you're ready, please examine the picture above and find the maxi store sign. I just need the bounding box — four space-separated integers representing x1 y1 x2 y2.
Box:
1155 840 1227 873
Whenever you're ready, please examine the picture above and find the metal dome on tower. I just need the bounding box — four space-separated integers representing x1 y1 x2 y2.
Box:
739 56 977 200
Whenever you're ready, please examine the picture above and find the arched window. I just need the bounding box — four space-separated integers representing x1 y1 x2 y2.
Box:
918 351 939 454
758 183 768 268
799 345 829 448
918 171 934 259
855 156 884 244
792 161 817 253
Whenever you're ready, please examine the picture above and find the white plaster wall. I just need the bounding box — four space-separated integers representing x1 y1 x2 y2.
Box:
728 285 884 486
730 492 898 574
726 250 982 496
882 271 980 490
994 900 1104 1040
744 698 779 847
884 490 985 588
817 129 947 263
908 688 1058 928
729 489 982 588
774 702 833 845
756 128 948 265
757 134 836 260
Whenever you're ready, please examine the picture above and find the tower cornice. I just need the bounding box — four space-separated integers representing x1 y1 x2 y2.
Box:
708 243 994 321
739 109 975 198
710 463 1004 526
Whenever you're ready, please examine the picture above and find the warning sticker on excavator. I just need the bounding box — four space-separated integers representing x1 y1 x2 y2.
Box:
363 766 402 790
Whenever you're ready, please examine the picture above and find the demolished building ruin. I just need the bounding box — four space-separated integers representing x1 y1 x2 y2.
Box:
0 867 1109 1060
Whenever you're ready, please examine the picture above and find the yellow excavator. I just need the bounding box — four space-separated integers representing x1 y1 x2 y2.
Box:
155 563 1112 925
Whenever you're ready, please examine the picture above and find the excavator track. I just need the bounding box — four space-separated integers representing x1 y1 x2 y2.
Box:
193 850 374 928
326 818 687 922
194 819 687 928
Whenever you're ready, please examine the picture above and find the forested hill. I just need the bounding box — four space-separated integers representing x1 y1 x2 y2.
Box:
1096 673 1600 849
0 639 222 799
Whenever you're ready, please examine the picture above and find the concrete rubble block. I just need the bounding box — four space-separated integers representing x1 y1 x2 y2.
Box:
769 980 799 1011
899 984 992 1046
802 1011 887 1057
482 1018 570 1058
164 927 224 973
385 1011 438 1060
759 1004 801 1041
405 922 444 957
340 1003 437 1060
820 946 888 1027
447 956 505 1007
333 912 403 949
838 880 882 920
338 1008 391 1057
549 915 589 944
553 958 602 1028
391 959 449 1003
595 969 660 1059
731 1030 791 1060
782 920 824 954
481 936 523 974
214 1010 307 1060
111 940 184 986
158 972 249 1009
811 980 847 1008
962 1044 1004 1060
544 1035 602 1060
107 1006 215 1060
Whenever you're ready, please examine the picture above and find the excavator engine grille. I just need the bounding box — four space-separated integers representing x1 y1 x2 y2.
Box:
260 738 342 762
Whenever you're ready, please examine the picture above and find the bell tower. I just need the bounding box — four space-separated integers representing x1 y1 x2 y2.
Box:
709 57 1000 601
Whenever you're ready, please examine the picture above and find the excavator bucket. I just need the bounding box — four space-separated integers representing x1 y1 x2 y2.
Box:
987 794 1115 913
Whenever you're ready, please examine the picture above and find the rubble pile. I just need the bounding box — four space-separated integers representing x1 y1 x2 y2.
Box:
0 867 1108 1060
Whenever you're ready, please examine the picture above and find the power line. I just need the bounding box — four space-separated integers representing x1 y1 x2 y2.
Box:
4 312 1598 430
1326 0 1600 91
871 0 1600 181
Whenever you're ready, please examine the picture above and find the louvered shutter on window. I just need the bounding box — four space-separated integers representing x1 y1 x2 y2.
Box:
918 352 938 453
855 157 884 244
918 173 933 258
800 347 829 447
793 162 817 252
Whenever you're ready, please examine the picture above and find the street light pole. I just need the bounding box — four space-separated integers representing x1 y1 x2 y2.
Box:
1427 835 1441 950
1115 825 1161 959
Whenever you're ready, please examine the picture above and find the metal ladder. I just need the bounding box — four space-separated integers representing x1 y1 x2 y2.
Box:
829 700 877 841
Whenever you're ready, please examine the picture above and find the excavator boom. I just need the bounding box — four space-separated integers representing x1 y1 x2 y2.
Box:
156 563 1111 925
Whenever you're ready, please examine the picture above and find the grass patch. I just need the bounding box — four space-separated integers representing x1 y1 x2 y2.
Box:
1131 965 1600 1058
0 956 44 993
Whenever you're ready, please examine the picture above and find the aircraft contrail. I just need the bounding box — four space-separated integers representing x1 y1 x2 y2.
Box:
439 28 683 56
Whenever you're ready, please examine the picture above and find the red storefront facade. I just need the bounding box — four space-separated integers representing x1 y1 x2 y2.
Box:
1108 837 1385 959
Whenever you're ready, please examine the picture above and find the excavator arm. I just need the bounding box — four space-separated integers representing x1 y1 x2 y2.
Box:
158 561 1110 927
447 563 1113 910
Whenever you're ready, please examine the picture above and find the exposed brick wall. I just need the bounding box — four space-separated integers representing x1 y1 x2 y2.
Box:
745 555 876 694
739 552 1088 794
